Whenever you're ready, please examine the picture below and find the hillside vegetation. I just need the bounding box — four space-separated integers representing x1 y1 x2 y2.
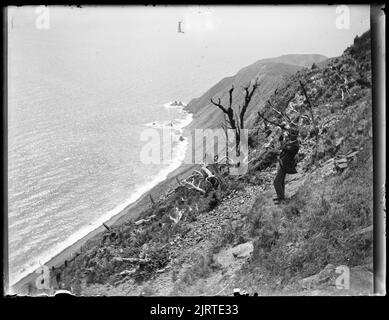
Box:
42 31 372 296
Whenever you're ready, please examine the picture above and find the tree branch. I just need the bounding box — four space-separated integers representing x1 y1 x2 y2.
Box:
257 111 286 130
210 95 236 129
299 80 316 128
267 100 291 122
182 178 206 194
239 79 259 129
228 86 234 109
299 80 319 161
210 97 228 114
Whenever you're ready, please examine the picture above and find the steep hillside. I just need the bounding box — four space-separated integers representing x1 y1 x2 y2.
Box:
258 54 328 67
21 31 372 297
185 54 327 131
235 29 373 295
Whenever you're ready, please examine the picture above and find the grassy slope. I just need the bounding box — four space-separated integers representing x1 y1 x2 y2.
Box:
55 31 372 296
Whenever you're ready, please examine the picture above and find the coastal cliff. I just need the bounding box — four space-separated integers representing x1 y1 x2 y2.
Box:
15 30 373 297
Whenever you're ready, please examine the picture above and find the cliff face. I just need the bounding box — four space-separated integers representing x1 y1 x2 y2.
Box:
185 54 327 131
39 31 373 297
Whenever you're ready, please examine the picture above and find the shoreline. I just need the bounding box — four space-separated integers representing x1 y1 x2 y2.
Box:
10 105 197 295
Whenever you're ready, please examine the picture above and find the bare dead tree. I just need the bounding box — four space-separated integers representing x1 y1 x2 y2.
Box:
210 79 260 157
221 114 230 174
210 86 237 130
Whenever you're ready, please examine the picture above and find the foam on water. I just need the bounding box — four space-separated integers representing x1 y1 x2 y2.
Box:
145 102 192 131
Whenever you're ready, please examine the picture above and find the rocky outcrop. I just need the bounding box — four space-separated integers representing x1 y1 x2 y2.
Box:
170 101 185 107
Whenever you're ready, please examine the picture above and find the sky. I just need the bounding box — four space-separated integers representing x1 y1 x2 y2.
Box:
8 5 371 96
8 5 370 56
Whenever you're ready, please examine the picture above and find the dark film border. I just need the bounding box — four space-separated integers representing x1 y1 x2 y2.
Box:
371 4 386 295
1 3 386 308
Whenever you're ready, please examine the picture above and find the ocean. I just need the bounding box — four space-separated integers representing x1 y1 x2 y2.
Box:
7 7 226 286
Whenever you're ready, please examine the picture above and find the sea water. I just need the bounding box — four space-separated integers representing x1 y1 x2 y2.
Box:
7 9 200 286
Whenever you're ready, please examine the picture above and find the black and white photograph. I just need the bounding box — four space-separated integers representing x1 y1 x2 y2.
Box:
3 4 385 300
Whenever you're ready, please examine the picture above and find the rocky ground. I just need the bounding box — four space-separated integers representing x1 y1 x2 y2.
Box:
80 184 263 296
54 30 375 297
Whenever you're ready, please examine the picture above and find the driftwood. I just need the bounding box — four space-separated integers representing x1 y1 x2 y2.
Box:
200 163 216 183
156 266 171 273
193 169 204 178
134 214 156 226
135 219 147 226
120 268 137 276
182 176 206 194
177 156 222 194
113 257 150 263
102 223 111 231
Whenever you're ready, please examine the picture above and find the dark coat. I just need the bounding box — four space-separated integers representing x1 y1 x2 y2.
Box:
279 138 299 174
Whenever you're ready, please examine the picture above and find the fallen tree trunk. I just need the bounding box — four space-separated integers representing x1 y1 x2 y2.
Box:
113 257 150 263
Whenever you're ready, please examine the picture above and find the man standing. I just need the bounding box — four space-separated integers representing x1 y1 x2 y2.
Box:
273 129 299 204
